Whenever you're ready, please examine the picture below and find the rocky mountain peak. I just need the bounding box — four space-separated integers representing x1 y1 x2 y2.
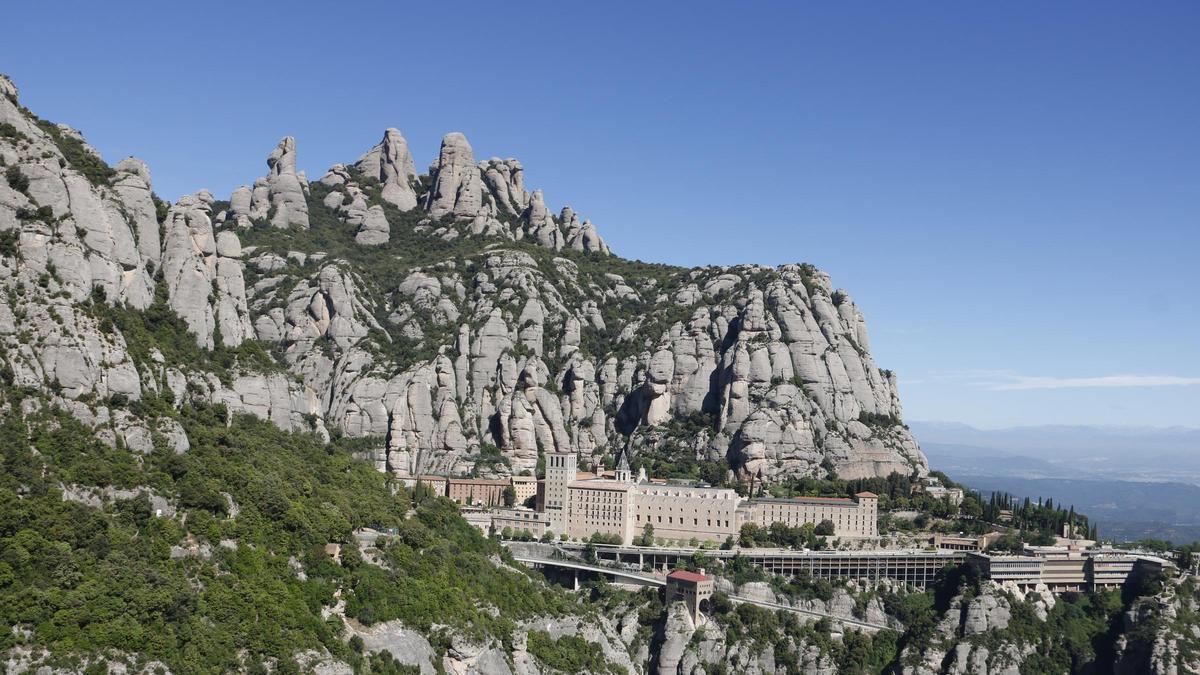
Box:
0 72 925 487
0 73 17 101
355 128 418 211
425 131 483 219
255 136 309 228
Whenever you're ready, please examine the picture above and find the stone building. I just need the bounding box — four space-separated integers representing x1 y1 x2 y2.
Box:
511 475 538 506
741 493 878 539
493 507 549 538
566 478 636 543
550 449 879 546
447 478 508 506
666 569 714 624
634 483 742 543
545 451 577 532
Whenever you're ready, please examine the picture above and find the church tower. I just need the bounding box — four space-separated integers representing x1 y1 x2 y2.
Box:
614 447 632 484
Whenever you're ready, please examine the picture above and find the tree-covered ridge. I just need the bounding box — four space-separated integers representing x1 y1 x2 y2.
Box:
0 397 585 673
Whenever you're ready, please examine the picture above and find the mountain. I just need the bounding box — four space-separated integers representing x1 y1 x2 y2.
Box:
4 73 1196 674
911 421 1200 483
952 475 1200 544
914 422 1200 545
920 442 1076 479
0 72 925 486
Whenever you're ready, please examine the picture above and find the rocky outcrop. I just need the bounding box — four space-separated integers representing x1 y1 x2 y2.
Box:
354 206 390 245
161 195 254 348
522 189 563 250
1114 577 1200 675
424 132 483 219
0 88 156 310
0 71 925 491
896 583 1044 675
111 157 162 265
559 205 611 254
480 157 528 214
355 128 418 211
251 137 309 228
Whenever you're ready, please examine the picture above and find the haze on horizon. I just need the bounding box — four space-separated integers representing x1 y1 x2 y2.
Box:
2 1 1196 430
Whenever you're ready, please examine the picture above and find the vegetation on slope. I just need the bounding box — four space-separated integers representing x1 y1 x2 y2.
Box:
0 395 582 673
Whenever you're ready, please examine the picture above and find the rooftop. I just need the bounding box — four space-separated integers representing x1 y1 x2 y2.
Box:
568 479 634 492
667 570 711 583
447 478 509 486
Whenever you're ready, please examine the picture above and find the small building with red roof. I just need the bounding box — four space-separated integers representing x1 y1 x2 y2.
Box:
666 569 714 624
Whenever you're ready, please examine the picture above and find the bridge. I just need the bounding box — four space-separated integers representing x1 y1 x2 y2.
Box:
512 554 891 632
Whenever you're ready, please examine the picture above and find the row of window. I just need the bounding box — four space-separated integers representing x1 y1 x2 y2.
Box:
634 514 732 528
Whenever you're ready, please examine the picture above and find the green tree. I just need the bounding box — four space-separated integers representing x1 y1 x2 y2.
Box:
637 523 655 547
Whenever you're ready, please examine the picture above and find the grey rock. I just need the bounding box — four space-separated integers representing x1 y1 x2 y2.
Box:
356 128 418 210
253 137 309 228
424 132 483 219
112 157 162 264
480 157 529 214
354 205 390 245
161 196 254 348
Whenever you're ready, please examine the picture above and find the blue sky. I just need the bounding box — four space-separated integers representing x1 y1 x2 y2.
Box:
3 2 1198 428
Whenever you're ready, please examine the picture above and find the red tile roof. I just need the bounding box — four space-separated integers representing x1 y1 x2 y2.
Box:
667 570 711 583
855 491 878 498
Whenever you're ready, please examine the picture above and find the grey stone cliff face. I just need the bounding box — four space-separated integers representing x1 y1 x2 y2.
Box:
0 73 925 484
355 128 418 211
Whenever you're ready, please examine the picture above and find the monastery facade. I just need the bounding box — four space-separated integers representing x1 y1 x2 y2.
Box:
550 451 878 545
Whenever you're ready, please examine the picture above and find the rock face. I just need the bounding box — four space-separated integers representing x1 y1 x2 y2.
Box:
161 195 255 348
253 137 310 229
0 72 925 489
1114 576 1200 675
355 128 418 211
425 132 483 219
896 583 1046 675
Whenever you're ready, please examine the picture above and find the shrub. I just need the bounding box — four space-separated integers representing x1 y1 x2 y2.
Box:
5 165 28 193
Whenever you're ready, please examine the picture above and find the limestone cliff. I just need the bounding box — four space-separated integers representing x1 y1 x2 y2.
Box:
0 72 925 485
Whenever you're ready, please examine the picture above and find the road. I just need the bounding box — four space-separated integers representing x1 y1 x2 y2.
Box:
511 554 892 632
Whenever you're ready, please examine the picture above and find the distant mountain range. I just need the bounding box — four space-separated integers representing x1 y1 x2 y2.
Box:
913 422 1200 544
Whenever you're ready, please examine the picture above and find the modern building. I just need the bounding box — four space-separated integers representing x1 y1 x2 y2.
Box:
967 544 1170 592
931 533 999 552
1090 554 1137 590
582 544 964 589
966 552 1045 589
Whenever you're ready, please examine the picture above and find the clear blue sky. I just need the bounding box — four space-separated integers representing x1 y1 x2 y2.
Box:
4 2 1198 428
